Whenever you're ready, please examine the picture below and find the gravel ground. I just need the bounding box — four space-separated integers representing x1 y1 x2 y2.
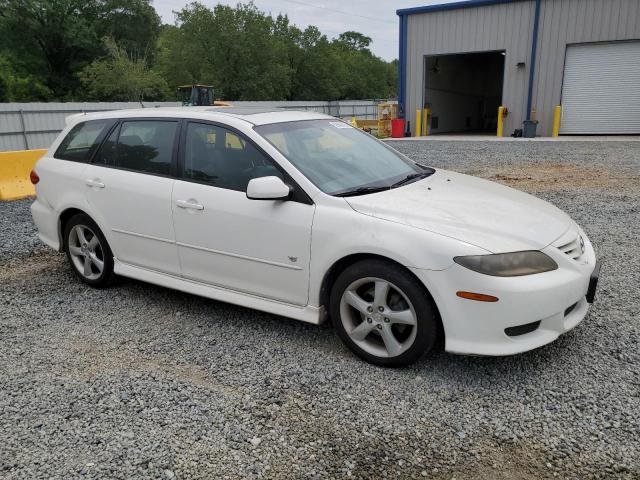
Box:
1 140 639 479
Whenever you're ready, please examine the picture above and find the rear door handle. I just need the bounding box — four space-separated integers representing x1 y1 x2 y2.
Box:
176 199 204 210
85 178 105 188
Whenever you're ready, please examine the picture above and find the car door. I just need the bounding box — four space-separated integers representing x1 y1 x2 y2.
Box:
84 119 182 275
172 121 315 306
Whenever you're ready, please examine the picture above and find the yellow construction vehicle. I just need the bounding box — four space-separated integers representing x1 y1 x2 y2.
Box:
177 84 231 107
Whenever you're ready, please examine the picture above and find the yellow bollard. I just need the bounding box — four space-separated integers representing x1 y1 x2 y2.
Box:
415 109 422 137
350 116 358 128
552 105 562 137
497 106 505 137
422 108 429 136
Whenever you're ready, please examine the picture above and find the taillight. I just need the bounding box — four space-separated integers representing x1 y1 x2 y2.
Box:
30 170 40 184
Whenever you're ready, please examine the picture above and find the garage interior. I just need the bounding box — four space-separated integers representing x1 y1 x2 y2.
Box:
422 51 505 134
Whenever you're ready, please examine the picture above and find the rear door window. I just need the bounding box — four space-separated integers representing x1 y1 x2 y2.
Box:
94 120 178 176
55 120 113 162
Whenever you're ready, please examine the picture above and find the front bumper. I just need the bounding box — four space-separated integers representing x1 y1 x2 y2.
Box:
411 236 598 356
586 260 601 304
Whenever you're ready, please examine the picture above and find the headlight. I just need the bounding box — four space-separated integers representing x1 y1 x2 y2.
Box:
454 251 558 277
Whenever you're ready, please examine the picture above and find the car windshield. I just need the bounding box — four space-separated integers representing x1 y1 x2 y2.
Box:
255 119 430 196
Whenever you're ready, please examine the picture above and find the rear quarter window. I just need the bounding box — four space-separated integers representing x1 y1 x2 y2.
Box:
55 120 113 162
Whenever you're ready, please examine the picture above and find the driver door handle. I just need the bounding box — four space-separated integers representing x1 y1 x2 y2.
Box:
176 199 204 210
85 178 105 188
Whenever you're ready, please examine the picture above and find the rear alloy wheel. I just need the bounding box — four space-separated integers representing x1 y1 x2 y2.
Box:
64 214 115 287
330 260 439 367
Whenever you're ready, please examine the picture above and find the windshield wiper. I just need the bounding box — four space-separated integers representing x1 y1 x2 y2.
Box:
390 171 433 188
334 170 434 197
334 185 391 197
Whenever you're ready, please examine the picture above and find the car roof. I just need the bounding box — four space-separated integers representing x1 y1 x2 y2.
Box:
65 106 333 127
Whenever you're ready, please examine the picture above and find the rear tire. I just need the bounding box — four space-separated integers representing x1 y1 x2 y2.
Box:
63 214 115 288
330 259 439 367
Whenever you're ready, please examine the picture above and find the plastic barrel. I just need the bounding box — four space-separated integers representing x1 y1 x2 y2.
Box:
391 119 405 138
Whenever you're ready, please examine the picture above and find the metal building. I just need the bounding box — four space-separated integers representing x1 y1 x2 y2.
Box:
397 0 640 137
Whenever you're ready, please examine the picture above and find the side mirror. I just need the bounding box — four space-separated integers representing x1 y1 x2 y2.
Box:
246 176 290 200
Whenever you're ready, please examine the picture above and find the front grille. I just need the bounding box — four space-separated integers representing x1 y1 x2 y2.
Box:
556 234 585 262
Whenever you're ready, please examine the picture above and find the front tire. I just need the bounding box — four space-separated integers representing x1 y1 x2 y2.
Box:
63 214 115 288
330 259 439 367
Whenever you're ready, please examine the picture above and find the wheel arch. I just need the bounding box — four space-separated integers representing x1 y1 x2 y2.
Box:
58 207 91 251
319 253 444 339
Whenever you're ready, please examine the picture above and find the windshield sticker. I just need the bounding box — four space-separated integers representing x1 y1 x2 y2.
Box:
330 121 352 129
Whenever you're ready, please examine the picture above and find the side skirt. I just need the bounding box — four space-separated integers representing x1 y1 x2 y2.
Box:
114 260 324 325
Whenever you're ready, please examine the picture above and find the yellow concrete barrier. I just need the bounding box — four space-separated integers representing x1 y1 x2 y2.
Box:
0 149 47 201
552 105 562 137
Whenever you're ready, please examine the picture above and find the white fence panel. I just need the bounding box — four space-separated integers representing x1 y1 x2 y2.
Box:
0 100 384 151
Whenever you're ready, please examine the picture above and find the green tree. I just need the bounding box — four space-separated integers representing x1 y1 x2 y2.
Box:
0 0 398 102
330 32 397 100
0 75 8 102
158 2 292 100
97 0 162 60
336 31 372 51
0 56 52 101
80 38 169 101
0 0 161 99
290 29 346 100
155 25 208 92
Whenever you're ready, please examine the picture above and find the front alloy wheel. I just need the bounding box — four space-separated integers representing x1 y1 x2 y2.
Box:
330 259 439 367
340 277 418 358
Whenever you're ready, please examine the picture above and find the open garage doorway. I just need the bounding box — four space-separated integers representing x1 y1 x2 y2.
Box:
423 51 505 135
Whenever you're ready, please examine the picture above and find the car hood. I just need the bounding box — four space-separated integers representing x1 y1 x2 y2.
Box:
345 169 572 253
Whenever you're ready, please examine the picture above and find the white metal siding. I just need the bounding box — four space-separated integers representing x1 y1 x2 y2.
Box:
560 41 640 134
404 1 536 137
404 0 640 136
528 0 640 135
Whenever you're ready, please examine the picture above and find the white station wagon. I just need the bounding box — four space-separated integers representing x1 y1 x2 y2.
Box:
31 107 600 366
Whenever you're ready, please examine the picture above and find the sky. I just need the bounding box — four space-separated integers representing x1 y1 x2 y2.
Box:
153 0 459 61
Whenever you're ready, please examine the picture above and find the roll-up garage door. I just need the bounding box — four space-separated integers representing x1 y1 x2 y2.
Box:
560 42 640 134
